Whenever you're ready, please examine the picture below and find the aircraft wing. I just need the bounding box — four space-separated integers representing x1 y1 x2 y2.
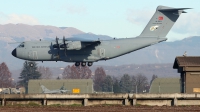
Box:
65 37 100 42
54 37 107 50
60 37 101 50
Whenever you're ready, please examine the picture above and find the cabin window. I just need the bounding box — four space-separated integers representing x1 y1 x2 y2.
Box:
18 43 24 48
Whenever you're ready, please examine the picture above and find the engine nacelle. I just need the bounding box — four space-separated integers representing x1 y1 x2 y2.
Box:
67 41 82 50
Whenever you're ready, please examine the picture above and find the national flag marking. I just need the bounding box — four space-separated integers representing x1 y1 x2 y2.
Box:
158 16 163 20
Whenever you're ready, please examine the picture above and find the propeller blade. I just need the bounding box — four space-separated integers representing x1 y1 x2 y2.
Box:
63 36 66 46
55 36 60 59
56 36 59 45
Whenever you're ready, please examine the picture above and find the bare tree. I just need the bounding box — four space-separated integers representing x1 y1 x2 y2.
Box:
132 73 149 93
62 65 92 79
38 66 53 79
94 67 106 92
0 62 13 87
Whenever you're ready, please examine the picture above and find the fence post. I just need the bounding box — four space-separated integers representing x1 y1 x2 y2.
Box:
84 98 88 106
43 99 47 105
2 99 5 106
124 99 128 105
173 97 177 106
133 98 137 106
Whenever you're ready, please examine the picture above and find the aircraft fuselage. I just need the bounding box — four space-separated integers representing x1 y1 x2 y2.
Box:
12 37 166 64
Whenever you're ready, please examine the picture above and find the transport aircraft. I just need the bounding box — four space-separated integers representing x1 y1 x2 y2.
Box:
11 5 190 67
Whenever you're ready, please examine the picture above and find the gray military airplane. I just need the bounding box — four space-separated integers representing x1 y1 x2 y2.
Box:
11 6 190 67
40 84 70 94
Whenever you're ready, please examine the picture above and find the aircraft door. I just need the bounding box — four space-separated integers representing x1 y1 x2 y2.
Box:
99 48 105 58
28 51 38 60
33 51 38 59
28 51 33 59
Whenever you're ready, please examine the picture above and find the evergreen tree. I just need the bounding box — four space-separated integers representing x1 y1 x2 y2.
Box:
102 75 113 92
150 74 158 85
119 74 132 93
113 78 121 93
57 76 60 80
18 61 41 93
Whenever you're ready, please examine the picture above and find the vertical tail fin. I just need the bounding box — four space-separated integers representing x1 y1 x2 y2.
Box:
40 85 50 92
139 5 191 38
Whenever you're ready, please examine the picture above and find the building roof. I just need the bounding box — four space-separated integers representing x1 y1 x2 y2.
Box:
173 56 200 69
149 78 180 93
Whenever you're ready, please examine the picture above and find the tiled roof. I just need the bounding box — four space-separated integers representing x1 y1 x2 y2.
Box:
173 56 200 68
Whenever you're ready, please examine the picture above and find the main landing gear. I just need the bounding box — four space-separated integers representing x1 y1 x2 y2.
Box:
75 62 93 67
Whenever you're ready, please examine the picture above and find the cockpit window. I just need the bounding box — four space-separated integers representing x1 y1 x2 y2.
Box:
18 43 24 48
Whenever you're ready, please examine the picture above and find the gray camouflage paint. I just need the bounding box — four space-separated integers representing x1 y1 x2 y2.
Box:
12 6 190 65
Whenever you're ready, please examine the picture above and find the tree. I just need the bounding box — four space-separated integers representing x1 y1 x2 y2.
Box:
150 74 158 85
132 73 149 93
62 65 92 79
57 76 60 80
94 67 106 92
18 61 41 93
119 74 132 93
102 75 113 92
113 77 121 93
0 62 13 87
38 66 53 79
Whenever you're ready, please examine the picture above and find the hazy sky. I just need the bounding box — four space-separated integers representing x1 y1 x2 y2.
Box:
0 0 199 41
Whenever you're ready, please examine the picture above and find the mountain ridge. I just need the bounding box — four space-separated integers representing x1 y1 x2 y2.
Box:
0 24 199 70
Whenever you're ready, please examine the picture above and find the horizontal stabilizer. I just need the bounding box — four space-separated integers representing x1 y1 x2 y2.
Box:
158 8 192 11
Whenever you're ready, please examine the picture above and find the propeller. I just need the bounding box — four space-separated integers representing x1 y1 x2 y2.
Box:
62 36 68 56
55 36 60 59
53 36 59 48
53 36 68 58
60 36 67 48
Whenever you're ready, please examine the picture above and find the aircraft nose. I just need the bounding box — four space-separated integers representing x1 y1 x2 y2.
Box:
12 49 17 57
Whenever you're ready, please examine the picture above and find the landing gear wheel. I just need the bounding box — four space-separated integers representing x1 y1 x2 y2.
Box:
29 62 34 67
81 62 86 67
75 62 80 66
88 62 93 66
